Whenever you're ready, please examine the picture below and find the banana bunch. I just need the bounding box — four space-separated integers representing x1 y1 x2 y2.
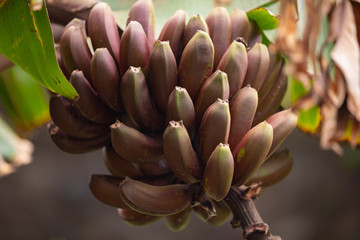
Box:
49 0 298 230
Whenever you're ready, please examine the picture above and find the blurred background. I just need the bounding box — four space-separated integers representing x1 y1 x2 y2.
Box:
1 1 360 239
1 127 359 240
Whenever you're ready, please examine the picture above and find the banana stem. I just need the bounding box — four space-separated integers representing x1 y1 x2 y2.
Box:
224 186 279 240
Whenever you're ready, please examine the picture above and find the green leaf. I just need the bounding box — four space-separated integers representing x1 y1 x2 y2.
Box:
0 0 78 99
0 66 50 132
247 8 279 30
290 78 307 104
297 106 321 134
281 75 309 108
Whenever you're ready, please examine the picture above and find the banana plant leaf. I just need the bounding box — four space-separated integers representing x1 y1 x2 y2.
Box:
0 0 78 99
0 66 50 133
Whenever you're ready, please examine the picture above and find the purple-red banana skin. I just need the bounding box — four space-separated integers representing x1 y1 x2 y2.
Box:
246 149 293 188
52 23 65 44
195 70 230 126
89 174 130 209
258 53 283 103
232 121 273 187
242 43 270 91
55 44 70 79
166 87 196 138
217 39 248 97
119 177 195 216
158 9 186 60
110 121 164 163
70 70 117 124
49 94 109 139
228 86 258 150
199 99 231 164
48 122 110 154
230 9 249 41
121 66 165 133
266 109 298 157
91 48 123 112
165 206 191 231
118 208 161 226
119 21 151 76
103 145 144 178
118 113 141 131
254 73 288 125
203 143 234 201
205 7 231 69
126 0 156 50
178 30 214 101
138 159 171 177
60 21 92 83
59 26 79 77
247 20 262 48
148 41 178 112
163 121 203 183
183 14 209 48
88 2 121 65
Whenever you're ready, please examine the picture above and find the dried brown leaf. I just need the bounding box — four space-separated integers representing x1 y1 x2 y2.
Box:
330 1 360 121
274 0 311 88
327 67 346 108
351 1 360 44
320 102 343 154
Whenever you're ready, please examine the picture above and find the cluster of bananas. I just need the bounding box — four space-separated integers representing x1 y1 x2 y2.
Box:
49 0 298 230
